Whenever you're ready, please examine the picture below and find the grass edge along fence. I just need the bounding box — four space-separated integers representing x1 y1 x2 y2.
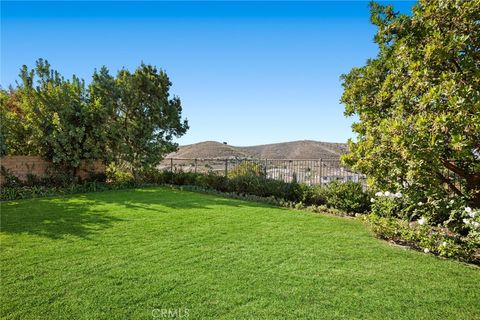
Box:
160 158 366 187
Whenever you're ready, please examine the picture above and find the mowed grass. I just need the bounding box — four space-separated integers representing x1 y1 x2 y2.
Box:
1 187 479 319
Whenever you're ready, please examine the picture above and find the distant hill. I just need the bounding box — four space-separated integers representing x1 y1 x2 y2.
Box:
166 140 348 160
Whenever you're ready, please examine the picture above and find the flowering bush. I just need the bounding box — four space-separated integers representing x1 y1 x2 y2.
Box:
458 207 480 246
370 190 404 218
365 213 479 264
367 191 480 264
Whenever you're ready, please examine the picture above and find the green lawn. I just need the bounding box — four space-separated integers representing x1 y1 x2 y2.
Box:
1 187 479 319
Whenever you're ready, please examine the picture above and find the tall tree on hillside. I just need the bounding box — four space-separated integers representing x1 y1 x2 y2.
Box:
341 1 480 209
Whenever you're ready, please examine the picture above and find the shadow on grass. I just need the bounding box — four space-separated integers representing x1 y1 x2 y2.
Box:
0 198 125 240
0 187 274 240
82 187 275 211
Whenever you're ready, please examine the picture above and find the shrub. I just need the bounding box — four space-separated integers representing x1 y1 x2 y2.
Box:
228 161 265 178
170 171 199 186
43 166 79 187
0 181 125 201
0 165 22 188
298 184 326 206
322 181 370 214
283 181 304 203
370 191 405 218
139 168 171 184
366 197 480 264
365 213 479 264
23 173 39 187
106 164 135 186
2 164 78 188
84 172 107 183
227 175 286 199
111 170 135 185
195 172 229 192
227 175 262 196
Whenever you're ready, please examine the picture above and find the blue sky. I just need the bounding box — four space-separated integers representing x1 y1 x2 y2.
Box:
1 1 414 146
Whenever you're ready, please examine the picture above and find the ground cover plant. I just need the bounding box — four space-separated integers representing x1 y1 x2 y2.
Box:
1 187 479 319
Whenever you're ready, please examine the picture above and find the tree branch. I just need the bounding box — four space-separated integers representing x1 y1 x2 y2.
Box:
436 171 463 197
441 159 468 178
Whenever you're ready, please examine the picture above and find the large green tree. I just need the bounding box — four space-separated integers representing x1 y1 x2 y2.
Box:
341 0 480 208
89 64 189 178
14 59 111 174
1 60 188 179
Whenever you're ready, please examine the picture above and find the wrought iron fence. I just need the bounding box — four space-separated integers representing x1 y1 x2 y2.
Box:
159 158 366 186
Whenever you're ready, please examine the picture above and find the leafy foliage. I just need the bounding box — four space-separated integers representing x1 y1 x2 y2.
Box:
1 59 188 178
342 0 480 263
321 181 370 214
0 90 35 156
90 65 188 178
0 181 121 201
13 60 111 173
228 161 265 178
365 213 479 264
341 0 480 209
370 191 406 219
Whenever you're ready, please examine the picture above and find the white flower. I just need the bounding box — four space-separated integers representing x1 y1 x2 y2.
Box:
384 191 391 197
472 221 480 228
463 218 470 225
375 192 383 197
465 207 472 213
418 217 426 225
418 202 423 206
394 192 402 198
468 211 476 218
424 248 430 253
442 241 447 247
370 198 376 203
449 199 455 205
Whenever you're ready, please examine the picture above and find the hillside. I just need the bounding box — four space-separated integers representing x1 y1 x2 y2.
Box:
166 140 348 160
165 141 249 159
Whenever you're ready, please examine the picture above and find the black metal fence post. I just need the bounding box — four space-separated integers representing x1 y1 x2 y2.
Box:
319 158 323 187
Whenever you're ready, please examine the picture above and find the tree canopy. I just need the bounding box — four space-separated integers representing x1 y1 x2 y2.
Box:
0 60 188 177
341 0 480 209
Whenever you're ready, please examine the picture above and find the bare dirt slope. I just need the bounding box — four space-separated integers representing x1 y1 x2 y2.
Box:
167 140 348 159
